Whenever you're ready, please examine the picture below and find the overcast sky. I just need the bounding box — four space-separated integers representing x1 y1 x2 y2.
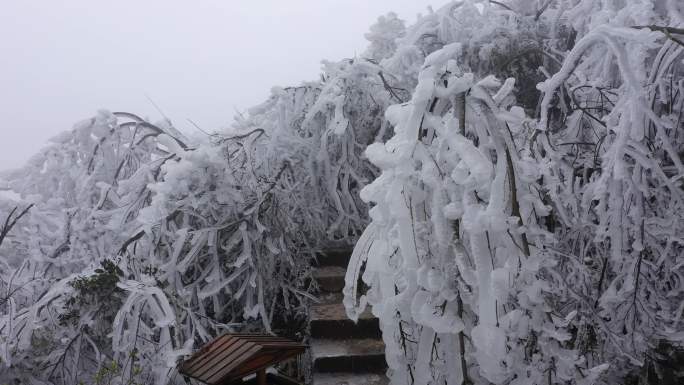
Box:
0 0 434 170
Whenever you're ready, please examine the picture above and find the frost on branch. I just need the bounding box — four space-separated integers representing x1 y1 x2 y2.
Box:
0 41 391 383
346 1 684 384
2 0 684 384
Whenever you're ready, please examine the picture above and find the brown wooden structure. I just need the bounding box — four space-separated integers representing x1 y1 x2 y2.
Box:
178 333 306 385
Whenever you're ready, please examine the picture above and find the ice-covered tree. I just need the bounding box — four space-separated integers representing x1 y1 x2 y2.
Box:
2 1 683 384
345 1 684 384
0 110 191 384
0 48 394 384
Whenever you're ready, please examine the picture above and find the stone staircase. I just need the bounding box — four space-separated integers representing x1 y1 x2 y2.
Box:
310 249 388 385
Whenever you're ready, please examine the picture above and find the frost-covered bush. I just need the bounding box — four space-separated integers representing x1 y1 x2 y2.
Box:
0 33 392 383
365 12 407 61
0 111 190 384
2 1 683 384
345 1 684 384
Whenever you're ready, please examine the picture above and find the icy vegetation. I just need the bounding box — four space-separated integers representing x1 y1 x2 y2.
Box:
1 0 684 384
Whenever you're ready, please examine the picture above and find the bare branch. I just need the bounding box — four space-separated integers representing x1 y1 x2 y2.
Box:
0 204 34 248
489 0 515 12
535 0 554 21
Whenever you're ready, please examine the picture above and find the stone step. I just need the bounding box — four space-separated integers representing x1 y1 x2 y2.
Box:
314 266 346 293
316 291 344 305
310 302 380 340
312 339 386 373
315 248 353 268
311 301 374 322
313 372 389 385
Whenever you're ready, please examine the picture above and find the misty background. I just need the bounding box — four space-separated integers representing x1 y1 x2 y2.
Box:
0 0 432 170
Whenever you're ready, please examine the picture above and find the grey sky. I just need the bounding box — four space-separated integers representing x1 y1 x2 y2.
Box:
0 0 434 170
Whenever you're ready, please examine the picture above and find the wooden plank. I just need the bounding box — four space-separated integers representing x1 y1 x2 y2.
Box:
185 335 241 374
229 350 280 377
183 335 235 372
257 369 267 385
206 344 262 384
230 348 305 379
192 338 251 381
178 334 306 385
